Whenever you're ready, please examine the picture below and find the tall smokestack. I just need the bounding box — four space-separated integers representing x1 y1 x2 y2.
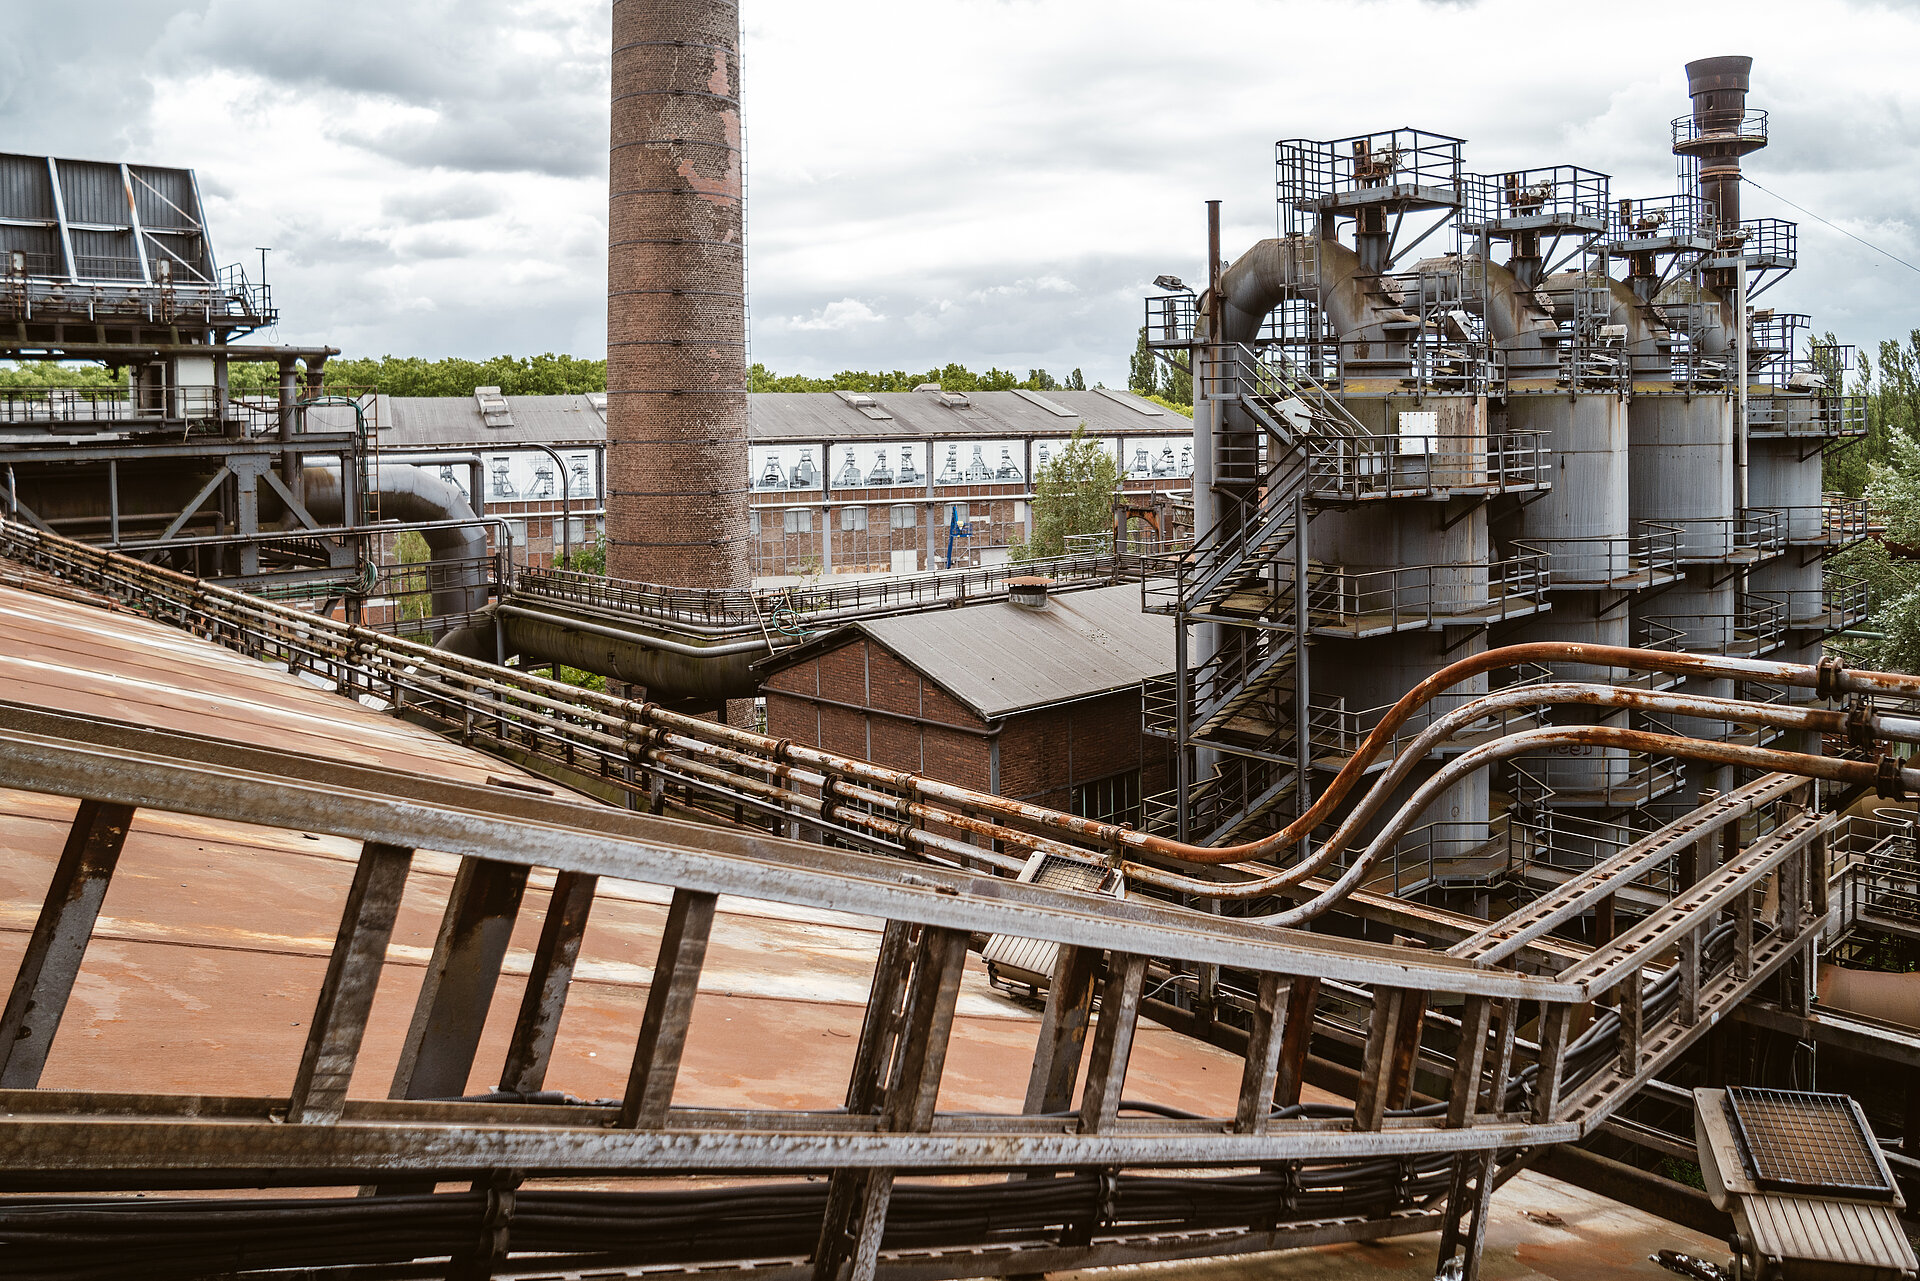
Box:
1674 56 1766 243
606 0 750 596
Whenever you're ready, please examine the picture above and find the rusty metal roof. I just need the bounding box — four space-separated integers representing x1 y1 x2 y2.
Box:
763 582 1174 721
0 577 1236 1115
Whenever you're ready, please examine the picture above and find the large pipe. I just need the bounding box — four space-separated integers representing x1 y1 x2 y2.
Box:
299 466 487 616
606 0 750 594
486 602 764 707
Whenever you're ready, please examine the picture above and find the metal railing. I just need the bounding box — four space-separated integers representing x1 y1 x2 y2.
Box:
1672 108 1768 152
0 274 275 329
1642 510 1784 563
1277 128 1464 211
0 384 232 425
1639 600 1787 661
1776 576 1871 632
1461 166 1610 233
1144 292 1197 347
1369 821 1506 898
1763 496 1870 547
519 548 1134 637
1519 522 1682 588
1747 392 1868 438
1307 431 1550 501
1309 666 1552 766
1511 755 1687 808
1508 809 1672 897
1606 192 1718 248
1307 551 1549 634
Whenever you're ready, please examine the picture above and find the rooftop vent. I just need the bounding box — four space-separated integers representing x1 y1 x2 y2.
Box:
475 386 514 430
1012 388 1078 417
1007 576 1052 609
584 392 607 417
832 388 893 420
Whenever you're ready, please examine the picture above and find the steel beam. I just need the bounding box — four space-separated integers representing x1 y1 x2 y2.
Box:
499 871 599 1095
0 799 136 1088
621 888 718 1128
288 841 415 1124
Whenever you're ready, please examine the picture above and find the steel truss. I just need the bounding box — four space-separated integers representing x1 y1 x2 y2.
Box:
0 518 1895 1279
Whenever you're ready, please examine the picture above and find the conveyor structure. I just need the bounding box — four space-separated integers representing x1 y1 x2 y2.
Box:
1 519 1917 1280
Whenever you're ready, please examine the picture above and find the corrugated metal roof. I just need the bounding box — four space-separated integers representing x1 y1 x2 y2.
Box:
376 390 1188 449
773 582 1172 720
382 394 607 447
751 389 1177 442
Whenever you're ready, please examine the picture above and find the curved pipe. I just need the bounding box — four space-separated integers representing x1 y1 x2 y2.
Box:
1120 678 1871 899
1136 725 1909 918
299 465 487 616
1206 235 1405 349
491 602 766 707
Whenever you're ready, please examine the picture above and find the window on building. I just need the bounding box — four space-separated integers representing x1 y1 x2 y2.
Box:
749 509 762 536
840 505 868 532
944 503 969 527
783 508 811 534
1072 771 1142 827
890 504 918 530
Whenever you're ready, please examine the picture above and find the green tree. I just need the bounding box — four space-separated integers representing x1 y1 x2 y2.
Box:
0 362 123 389
1066 368 1086 390
391 530 433 630
1830 433 1920 671
1013 424 1120 562
1023 368 1058 391
1127 327 1159 398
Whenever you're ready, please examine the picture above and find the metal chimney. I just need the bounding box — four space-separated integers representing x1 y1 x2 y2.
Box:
1675 55 1766 238
606 0 750 594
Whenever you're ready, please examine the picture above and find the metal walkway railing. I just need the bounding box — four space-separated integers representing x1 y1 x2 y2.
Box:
0 516 1891 1280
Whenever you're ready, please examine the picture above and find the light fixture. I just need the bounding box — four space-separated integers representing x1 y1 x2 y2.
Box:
1153 274 1187 292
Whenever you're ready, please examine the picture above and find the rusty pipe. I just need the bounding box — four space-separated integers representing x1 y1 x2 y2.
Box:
1112 678 1874 898
1125 725 1911 911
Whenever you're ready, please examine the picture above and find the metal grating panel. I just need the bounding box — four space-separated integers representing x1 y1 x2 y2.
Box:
981 857 1120 988
1725 1087 1893 1198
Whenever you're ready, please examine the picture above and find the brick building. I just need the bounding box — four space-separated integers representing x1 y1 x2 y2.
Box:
758 582 1174 824
373 385 1194 579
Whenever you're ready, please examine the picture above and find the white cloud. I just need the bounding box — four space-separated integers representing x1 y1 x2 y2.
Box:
772 298 888 333
2 0 1916 384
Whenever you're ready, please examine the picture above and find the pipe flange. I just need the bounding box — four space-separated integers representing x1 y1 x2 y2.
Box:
1816 654 1847 700
817 775 844 827
1876 753 1908 801
1846 697 1877 750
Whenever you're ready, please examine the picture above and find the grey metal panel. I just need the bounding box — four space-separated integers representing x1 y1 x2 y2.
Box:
0 153 56 221
67 228 141 281
55 159 131 226
1740 1194 1918 1275
851 582 1175 719
126 165 201 231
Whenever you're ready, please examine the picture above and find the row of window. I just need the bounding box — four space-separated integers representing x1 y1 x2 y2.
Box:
753 505 990 535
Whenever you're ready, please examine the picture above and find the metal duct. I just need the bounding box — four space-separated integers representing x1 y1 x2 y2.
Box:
606 0 750 593
299 466 488 617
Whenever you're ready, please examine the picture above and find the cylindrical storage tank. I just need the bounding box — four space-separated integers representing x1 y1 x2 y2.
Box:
1313 393 1491 856
606 0 751 594
1502 394 1635 801
1630 391 1737 800
1748 419 1827 754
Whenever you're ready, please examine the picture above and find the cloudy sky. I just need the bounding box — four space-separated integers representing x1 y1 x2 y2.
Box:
6 0 1918 386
